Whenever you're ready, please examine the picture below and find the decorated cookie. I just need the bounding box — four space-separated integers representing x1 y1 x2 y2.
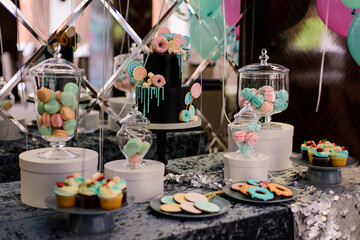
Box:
239 184 254 196
173 34 185 46
157 26 171 35
267 183 292 197
184 92 192 105
190 83 201 99
184 192 208 202
188 105 195 117
231 182 246 191
247 180 260 186
173 193 188 204
179 109 190 122
160 203 181 213
180 202 202 214
127 60 143 78
160 196 177 204
182 36 190 47
194 201 220 213
133 66 147 81
247 186 274 201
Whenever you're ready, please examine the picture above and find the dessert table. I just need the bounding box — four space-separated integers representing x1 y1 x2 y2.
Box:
0 153 359 239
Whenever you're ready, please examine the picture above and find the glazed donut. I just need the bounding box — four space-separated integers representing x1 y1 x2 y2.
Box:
152 74 166 87
247 186 274 201
267 183 293 197
152 36 169 54
230 182 246 191
239 184 254 196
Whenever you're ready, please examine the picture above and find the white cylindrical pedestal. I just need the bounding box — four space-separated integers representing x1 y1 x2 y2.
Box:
104 160 164 203
228 122 294 171
19 147 98 208
224 152 268 182
107 97 135 132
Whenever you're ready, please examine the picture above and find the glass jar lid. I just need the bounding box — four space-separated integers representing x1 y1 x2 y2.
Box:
238 49 289 75
233 101 259 124
29 42 84 77
120 104 150 126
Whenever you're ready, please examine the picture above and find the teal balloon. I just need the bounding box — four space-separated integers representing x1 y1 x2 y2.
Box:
190 7 225 61
192 0 222 15
348 12 360 65
341 0 360 9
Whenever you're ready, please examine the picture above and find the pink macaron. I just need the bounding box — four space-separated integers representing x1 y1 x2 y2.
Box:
261 86 273 93
263 92 276 102
51 113 64 128
260 101 274 113
41 112 51 127
245 132 259 146
251 88 259 95
55 91 62 103
233 130 247 143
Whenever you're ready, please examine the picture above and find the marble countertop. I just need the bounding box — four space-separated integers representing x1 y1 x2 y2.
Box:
1 153 360 239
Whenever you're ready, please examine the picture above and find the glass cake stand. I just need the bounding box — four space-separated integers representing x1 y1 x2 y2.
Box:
45 195 135 233
290 153 358 184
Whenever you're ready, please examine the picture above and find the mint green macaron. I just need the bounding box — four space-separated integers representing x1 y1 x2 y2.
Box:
39 125 53 137
44 100 60 114
50 89 56 100
37 102 45 115
139 141 150 155
64 82 79 95
63 119 77 132
60 91 76 107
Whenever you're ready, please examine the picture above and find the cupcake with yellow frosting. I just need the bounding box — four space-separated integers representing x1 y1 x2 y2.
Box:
330 146 348 167
98 180 123 210
54 181 79 208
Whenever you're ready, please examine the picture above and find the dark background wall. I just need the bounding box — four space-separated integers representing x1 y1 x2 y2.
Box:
239 0 360 159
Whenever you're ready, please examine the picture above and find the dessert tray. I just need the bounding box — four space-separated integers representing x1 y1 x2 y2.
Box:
45 195 135 233
150 194 230 218
148 119 202 130
290 153 358 184
223 182 298 204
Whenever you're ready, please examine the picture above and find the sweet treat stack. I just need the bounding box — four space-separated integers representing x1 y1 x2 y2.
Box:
159 192 220 214
54 172 127 210
239 86 289 114
36 82 78 139
134 27 200 124
230 180 293 202
232 122 261 155
300 140 349 167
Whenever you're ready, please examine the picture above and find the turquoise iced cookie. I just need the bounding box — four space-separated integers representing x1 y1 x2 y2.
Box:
64 82 79 95
139 141 150 155
37 102 45 115
39 125 52 136
50 89 56 100
60 91 76 108
194 201 220 213
247 122 261 133
241 88 256 101
161 196 177 204
273 99 288 111
184 92 192 105
247 180 260 186
63 119 77 132
127 60 142 78
44 100 60 114
247 186 274 201
277 89 289 102
240 142 252 154
182 35 190 47
179 109 190 122
189 105 195 117
251 94 265 108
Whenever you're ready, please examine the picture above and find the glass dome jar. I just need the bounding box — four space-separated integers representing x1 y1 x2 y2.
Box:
116 104 152 168
238 49 289 128
229 102 262 159
29 42 84 159
113 43 143 99
0 76 15 111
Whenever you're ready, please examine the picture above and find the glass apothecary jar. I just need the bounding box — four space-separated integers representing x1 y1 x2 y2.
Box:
229 102 262 159
29 42 84 159
116 104 152 168
238 49 289 128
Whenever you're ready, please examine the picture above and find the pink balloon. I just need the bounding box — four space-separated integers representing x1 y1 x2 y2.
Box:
223 0 241 35
316 0 359 37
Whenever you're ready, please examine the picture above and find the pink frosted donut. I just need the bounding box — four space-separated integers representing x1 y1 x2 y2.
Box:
152 36 169 54
251 88 259 95
245 132 259 146
263 92 276 102
157 27 171 35
233 130 247 143
173 34 185 46
260 101 274 113
152 74 166 87
261 86 273 93
190 83 202 99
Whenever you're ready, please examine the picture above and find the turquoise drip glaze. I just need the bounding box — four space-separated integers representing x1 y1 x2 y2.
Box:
177 53 183 79
135 86 165 116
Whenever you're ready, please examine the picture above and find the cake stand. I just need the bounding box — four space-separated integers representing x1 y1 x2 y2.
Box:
150 119 202 165
290 153 358 184
45 195 135 233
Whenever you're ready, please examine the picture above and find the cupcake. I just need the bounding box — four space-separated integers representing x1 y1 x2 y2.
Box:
113 176 127 203
76 179 100 209
301 141 315 161
91 172 106 189
65 173 84 187
330 146 348 167
312 147 330 166
98 181 123 210
54 181 79 208
307 147 315 164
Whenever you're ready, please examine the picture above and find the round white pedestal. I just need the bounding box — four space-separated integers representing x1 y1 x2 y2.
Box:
149 119 201 130
104 160 164 203
19 147 98 208
107 97 135 132
223 152 269 182
228 122 294 171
